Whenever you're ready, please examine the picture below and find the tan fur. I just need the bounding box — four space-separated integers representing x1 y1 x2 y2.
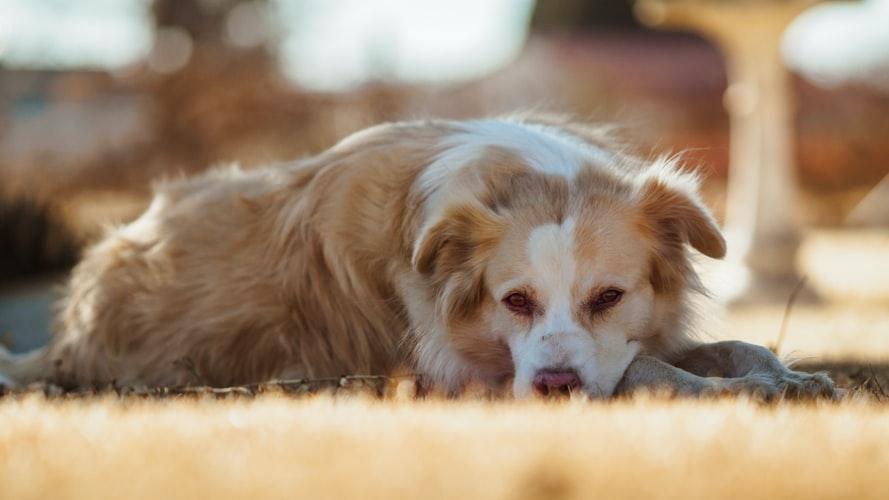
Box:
2 117 725 392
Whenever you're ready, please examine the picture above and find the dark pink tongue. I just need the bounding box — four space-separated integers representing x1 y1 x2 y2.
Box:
533 370 581 392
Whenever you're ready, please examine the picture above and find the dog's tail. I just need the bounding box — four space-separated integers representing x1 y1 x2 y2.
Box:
0 345 48 387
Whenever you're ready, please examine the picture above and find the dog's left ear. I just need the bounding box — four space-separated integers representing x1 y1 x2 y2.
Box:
636 161 726 259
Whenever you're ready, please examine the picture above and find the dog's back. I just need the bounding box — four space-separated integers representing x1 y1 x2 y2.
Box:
52 166 317 387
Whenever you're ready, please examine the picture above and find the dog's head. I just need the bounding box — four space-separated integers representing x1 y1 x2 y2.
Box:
411 119 725 397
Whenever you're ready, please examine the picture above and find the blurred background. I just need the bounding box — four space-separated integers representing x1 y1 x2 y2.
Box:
1 0 887 378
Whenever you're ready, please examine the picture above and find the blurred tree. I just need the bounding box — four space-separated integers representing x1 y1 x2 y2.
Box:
0 198 77 280
140 0 402 175
530 0 641 32
152 0 275 56
153 0 238 47
146 0 299 171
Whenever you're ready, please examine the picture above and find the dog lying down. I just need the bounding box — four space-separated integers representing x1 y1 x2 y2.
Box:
0 116 835 398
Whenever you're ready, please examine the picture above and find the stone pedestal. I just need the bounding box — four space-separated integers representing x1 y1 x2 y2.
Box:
635 0 821 303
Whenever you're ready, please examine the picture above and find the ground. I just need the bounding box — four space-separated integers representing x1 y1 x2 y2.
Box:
2 394 889 500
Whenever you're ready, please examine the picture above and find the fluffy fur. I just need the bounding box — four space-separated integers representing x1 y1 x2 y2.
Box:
0 116 726 396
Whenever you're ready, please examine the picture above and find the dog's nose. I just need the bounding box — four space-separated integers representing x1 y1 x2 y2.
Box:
532 369 581 396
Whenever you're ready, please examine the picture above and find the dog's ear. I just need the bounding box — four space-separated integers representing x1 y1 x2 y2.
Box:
412 203 506 320
636 160 726 259
412 217 450 274
412 203 505 275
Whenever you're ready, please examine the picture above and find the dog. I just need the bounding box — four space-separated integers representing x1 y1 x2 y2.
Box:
0 116 835 398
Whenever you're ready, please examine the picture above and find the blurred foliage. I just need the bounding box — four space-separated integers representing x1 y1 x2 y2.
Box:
153 0 257 46
0 197 77 281
531 0 640 32
1 0 888 278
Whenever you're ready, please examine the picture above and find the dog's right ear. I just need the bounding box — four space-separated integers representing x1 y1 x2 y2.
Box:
412 217 450 274
411 203 505 275
412 204 505 320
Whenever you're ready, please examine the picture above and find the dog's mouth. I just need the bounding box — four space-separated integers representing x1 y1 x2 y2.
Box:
531 368 582 397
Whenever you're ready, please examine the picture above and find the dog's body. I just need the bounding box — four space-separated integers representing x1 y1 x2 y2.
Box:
0 117 835 398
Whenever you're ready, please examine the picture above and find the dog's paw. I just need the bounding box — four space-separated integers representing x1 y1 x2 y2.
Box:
709 373 783 400
773 370 837 399
710 370 836 401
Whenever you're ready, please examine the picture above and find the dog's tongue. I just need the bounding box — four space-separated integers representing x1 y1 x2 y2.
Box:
535 371 580 388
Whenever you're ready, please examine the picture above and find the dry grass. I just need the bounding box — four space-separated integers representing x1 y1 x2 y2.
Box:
718 303 889 362
1 393 888 500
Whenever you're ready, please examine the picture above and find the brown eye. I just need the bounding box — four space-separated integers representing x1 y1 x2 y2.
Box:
503 292 535 315
591 288 623 312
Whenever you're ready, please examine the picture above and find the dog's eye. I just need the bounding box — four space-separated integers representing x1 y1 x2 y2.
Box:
590 288 623 313
503 292 535 315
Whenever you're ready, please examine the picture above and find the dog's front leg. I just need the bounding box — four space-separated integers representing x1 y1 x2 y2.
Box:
615 355 716 396
614 355 774 397
674 341 836 399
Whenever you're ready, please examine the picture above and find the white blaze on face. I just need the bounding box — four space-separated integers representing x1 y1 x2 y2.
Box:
509 217 641 398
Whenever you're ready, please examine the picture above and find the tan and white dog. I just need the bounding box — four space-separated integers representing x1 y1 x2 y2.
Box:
0 116 834 398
